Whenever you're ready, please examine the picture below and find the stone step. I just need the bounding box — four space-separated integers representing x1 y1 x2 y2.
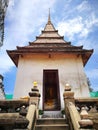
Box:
35 118 69 130
36 118 67 125
42 111 63 118
35 124 69 130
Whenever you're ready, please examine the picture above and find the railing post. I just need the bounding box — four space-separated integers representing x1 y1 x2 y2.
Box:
63 84 75 118
63 84 94 130
26 82 40 130
79 107 94 129
63 84 75 129
29 82 40 118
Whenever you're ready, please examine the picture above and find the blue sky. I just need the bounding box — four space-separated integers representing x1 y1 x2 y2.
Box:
0 0 98 94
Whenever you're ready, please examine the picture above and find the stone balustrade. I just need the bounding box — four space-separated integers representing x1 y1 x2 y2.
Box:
63 84 95 130
0 83 41 130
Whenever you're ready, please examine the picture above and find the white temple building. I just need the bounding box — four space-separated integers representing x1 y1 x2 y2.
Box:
7 14 93 110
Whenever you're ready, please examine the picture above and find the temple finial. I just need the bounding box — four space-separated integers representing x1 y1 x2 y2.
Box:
48 8 51 24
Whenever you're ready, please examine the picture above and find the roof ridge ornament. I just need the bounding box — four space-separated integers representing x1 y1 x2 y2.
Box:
48 8 51 24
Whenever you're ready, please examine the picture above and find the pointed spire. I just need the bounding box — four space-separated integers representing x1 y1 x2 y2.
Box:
48 8 51 24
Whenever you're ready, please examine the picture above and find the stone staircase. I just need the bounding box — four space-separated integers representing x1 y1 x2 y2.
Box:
42 111 63 118
35 118 69 130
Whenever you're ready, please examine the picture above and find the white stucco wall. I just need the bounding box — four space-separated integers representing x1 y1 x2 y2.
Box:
14 53 90 109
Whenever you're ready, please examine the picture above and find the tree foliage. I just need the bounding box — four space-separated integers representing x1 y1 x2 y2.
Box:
87 77 93 92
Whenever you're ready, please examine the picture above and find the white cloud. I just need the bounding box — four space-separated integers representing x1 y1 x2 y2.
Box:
9 0 14 6
57 16 83 40
80 13 98 37
86 68 98 79
0 50 14 74
57 12 98 41
86 13 98 28
5 0 56 44
76 1 91 12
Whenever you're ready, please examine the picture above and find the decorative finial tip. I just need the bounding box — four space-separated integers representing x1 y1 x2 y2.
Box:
65 83 71 91
33 81 38 88
48 8 51 23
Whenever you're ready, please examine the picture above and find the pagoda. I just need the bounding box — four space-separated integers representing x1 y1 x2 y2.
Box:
7 13 93 111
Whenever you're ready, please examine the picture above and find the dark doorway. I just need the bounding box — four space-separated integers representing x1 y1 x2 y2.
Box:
43 70 61 111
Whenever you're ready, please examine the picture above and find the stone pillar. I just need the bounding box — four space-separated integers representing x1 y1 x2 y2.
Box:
63 84 75 104
79 107 93 129
29 82 40 107
63 84 75 121
80 107 89 119
28 82 40 118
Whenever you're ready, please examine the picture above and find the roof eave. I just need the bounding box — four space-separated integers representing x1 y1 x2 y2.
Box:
82 49 94 66
6 48 94 67
6 50 19 67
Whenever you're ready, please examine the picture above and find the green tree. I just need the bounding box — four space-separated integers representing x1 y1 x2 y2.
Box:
87 77 93 92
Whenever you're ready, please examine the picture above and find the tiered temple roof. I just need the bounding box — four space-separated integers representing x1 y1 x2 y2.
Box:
7 13 93 66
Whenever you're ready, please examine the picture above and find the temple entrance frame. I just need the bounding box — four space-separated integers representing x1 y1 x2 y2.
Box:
43 69 61 111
